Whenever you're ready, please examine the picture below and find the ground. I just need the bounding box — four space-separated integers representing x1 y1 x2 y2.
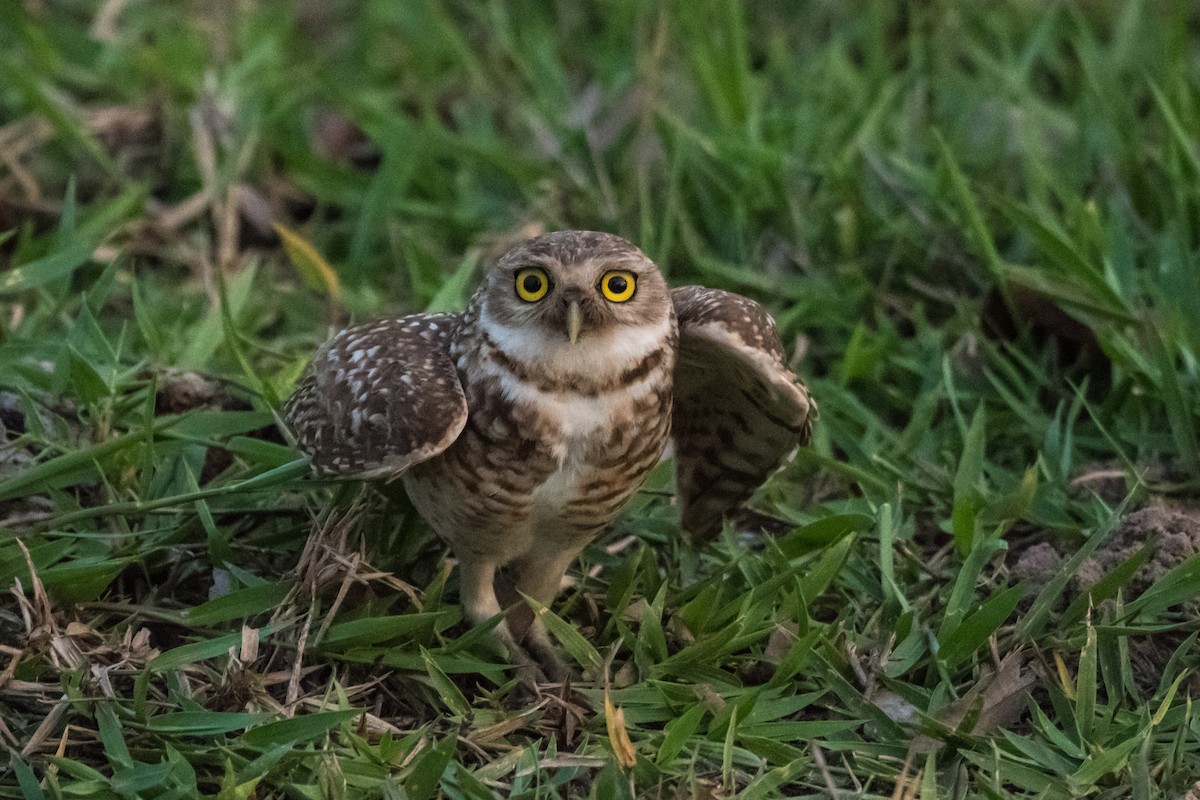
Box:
2 1 1200 798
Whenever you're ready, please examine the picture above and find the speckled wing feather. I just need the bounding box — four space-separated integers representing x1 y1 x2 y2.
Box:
285 314 468 480
670 286 815 538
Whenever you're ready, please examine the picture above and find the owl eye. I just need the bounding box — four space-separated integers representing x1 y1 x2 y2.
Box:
515 267 550 302
599 270 637 303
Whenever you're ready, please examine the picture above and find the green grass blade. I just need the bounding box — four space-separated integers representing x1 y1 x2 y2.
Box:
241 710 363 749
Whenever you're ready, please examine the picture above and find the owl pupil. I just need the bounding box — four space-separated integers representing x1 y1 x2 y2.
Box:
523 275 542 293
608 276 627 293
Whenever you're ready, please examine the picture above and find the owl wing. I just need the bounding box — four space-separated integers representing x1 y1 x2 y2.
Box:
670 286 816 538
284 313 468 479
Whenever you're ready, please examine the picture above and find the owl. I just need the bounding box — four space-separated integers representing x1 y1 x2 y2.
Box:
285 231 815 680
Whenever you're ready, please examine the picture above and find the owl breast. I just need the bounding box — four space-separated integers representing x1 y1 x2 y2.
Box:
524 382 670 538
402 301 677 563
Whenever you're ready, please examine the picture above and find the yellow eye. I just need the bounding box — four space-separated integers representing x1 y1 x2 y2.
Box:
515 267 550 302
600 270 636 303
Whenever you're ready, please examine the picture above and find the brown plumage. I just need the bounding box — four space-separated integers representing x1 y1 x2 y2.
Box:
285 230 815 678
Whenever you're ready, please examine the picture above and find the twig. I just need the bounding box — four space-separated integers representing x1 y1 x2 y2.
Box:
810 742 841 799
285 598 315 714
20 695 69 756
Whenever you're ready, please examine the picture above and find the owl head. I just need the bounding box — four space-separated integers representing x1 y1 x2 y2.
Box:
478 231 672 347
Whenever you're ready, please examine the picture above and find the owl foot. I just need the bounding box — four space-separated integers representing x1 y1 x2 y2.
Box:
499 628 571 693
507 643 551 692
523 630 570 684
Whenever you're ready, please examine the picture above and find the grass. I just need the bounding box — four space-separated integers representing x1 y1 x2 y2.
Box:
2 0 1200 796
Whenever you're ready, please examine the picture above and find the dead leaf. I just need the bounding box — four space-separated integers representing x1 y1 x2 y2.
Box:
155 370 224 414
672 778 723 800
604 686 637 769
274 222 341 299
693 683 727 714
64 621 95 638
910 651 1037 753
239 625 259 664
612 659 637 688
621 598 648 622
467 706 543 749
763 621 799 664
1054 652 1075 699
870 689 920 726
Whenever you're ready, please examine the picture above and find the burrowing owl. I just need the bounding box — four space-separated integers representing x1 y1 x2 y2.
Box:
286 231 815 677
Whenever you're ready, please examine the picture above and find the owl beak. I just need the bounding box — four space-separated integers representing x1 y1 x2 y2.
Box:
566 300 582 345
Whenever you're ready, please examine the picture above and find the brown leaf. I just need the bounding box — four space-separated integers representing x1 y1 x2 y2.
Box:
604 687 637 769
239 625 259 664
64 621 95 638
612 659 637 689
763 621 800 664
910 651 1036 753
155 370 224 414
974 652 1037 733
692 683 727 714
621 597 648 622
467 709 542 750
672 778 724 800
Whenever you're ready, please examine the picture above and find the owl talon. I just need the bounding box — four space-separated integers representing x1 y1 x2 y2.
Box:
501 630 570 689
508 646 550 691
523 632 571 684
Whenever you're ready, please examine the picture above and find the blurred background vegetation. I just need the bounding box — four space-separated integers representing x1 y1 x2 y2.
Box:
2 1 1200 797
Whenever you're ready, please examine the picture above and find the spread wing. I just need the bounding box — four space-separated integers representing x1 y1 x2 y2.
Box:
284 314 468 480
671 286 816 538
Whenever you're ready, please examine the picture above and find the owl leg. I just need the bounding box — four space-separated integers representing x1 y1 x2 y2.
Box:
457 557 502 623
457 556 547 685
509 547 582 682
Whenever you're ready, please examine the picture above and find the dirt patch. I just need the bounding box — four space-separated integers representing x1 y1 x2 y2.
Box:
1077 505 1200 606
1011 503 1200 608
1010 503 1200 697
1010 542 1062 594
